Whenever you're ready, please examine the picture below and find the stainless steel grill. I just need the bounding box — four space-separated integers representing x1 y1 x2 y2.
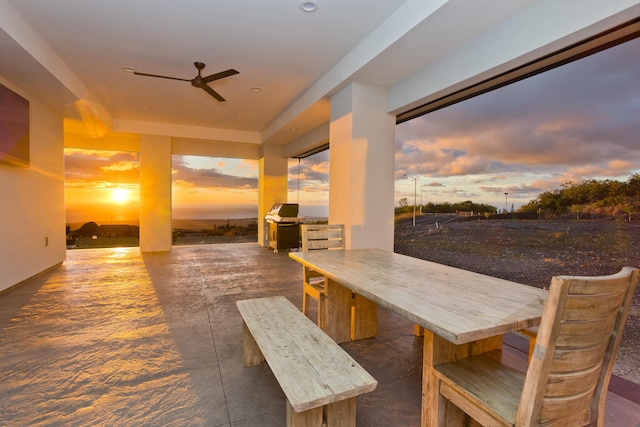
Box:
265 203 302 252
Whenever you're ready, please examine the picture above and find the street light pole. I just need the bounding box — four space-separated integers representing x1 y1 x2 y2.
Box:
504 192 508 214
409 176 417 226
420 184 428 214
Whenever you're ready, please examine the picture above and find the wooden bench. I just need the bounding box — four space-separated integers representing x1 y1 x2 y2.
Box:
236 296 377 427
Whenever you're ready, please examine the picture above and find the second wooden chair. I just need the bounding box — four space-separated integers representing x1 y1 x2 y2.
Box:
300 224 345 329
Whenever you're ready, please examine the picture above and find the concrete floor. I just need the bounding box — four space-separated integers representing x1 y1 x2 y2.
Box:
0 244 638 426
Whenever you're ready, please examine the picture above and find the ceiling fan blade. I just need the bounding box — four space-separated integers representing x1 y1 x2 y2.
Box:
200 84 225 102
131 62 236 102
133 71 191 82
202 69 239 84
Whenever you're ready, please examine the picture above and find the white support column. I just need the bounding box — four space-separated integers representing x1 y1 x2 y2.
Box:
258 144 288 247
329 82 395 250
139 135 173 252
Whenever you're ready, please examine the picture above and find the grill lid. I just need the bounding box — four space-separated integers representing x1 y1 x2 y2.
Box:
266 203 302 223
267 203 298 217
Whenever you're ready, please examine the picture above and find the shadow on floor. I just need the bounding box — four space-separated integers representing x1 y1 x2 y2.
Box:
0 244 638 426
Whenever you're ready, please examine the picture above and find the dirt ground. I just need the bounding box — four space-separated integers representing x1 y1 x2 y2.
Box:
394 218 640 385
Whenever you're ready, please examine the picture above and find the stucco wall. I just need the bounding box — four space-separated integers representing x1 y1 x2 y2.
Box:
0 77 66 292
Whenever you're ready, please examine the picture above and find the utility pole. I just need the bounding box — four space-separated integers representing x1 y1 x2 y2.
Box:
420 184 428 214
410 177 417 226
404 174 418 225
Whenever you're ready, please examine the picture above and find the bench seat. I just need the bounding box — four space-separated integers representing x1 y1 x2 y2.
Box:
237 296 377 427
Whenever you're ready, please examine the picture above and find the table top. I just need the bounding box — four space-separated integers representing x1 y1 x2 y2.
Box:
289 248 547 345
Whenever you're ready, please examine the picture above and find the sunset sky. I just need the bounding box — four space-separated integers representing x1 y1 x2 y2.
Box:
394 36 640 211
65 36 640 224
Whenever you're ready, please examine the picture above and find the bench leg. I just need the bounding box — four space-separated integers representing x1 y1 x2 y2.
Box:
242 321 265 367
285 398 357 427
286 400 323 427
325 397 357 427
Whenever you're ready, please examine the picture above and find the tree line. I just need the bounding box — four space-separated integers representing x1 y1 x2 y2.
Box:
396 198 497 215
520 174 640 219
396 174 640 220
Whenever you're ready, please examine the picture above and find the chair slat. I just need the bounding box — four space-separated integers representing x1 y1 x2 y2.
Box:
554 312 618 347
562 274 631 294
538 388 595 424
563 290 628 320
544 363 602 397
549 343 608 372
306 239 344 250
307 229 344 240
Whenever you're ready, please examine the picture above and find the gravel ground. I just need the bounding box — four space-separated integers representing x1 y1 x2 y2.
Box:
394 218 640 385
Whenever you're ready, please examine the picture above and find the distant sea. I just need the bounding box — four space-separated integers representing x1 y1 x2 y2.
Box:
67 204 328 231
174 205 328 219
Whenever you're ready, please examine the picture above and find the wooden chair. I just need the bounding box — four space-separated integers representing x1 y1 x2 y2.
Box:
433 267 639 427
300 224 345 330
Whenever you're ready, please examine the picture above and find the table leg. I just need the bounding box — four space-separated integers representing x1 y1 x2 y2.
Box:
421 331 502 427
325 278 354 344
351 293 377 340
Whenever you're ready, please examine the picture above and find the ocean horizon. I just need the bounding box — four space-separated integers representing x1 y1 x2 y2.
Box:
172 205 329 219
66 204 329 229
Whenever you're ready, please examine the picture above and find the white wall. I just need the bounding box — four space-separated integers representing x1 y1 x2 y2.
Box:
0 77 66 292
258 145 289 247
139 135 173 252
329 83 396 251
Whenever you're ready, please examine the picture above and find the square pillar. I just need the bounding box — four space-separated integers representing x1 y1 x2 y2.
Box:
139 135 172 252
329 83 395 250
258 144 288 247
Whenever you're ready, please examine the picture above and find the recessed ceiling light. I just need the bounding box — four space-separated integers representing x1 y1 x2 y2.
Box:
299 0 318 13
251 87 263 92
290 127 298 131
122 66 136 73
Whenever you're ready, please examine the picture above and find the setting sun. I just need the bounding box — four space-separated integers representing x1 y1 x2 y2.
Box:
111 188 130 204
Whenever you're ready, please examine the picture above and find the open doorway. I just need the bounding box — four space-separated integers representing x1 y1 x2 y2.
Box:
171 154 259 245
64 148 139 249
288 148 329 221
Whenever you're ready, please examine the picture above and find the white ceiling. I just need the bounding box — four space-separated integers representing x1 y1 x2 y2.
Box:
1 0 638 152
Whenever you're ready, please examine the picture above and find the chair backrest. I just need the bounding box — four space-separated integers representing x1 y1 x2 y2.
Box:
301 224 345 252
516 266 639 426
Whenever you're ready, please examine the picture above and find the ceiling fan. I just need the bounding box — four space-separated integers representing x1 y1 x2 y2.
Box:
132 62 239 102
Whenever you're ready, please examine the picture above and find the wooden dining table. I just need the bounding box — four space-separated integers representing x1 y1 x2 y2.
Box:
289 248 548 427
